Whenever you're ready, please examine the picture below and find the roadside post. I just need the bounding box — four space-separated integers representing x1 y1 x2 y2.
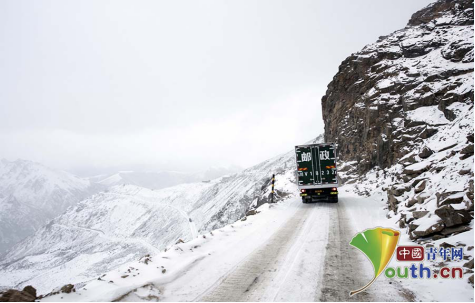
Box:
271 174 275 203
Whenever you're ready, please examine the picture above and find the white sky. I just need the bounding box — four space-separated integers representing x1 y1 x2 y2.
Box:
0 0 433 176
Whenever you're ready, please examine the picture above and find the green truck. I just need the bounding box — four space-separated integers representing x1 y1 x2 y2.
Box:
295 143 339 203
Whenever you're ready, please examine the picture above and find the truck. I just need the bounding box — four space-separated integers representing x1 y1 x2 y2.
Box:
294 143 339 203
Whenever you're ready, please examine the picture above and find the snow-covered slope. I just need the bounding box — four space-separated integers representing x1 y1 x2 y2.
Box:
0 159 99 256
0 136 321 294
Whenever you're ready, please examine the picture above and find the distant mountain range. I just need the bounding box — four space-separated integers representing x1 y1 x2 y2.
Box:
0 136 323 294
0 159 97 256
0 159 241 258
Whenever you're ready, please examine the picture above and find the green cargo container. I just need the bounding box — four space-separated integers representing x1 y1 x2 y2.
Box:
295 143 338 203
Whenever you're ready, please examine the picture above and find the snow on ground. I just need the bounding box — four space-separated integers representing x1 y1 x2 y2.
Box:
405 106 450 126
40 183 474 302
342 169 474 302
0 136 311 295
40 200 303 302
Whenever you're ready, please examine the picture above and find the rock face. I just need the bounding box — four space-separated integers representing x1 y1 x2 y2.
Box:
0 286 36 302
322 0 473 176
321 0 474 244
435 205 472 227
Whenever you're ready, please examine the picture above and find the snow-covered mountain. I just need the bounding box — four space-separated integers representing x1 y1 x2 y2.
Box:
0 136 321 294
0 159 99 256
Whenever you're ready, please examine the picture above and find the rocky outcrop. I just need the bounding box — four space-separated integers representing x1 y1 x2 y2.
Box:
408 0 474 26
0 286 36 302
321 0 474 244
60 284 75 294
435 205 472 227
322 0 473 175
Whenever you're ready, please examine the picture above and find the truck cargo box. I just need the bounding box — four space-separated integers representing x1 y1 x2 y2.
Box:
295 143 339 202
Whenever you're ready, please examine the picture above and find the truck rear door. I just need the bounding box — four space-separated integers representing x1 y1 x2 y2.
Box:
295 146 314 186
316 144 338 185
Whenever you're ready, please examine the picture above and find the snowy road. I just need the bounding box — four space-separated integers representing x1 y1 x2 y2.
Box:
192 196 414 302
151 190 415 302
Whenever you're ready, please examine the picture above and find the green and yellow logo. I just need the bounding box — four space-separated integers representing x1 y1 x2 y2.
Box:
349 227 400 296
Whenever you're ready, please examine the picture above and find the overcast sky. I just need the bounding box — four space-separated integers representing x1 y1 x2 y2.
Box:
0 0 433 176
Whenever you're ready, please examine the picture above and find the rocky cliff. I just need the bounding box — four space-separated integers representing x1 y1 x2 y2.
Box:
322 0 473 241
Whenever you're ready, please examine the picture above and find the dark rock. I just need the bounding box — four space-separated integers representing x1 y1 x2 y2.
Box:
403 162 431 176
408 192 430 207
413 210 429 219
246 209 258 216
400 154 418 165
0 289 36 302
398 213 407 228
389 184 411 197
439 143 459 153
467 180 474 211
437 191 465 207
414 180 427 193
241 217 247 221
460 144 474 155
439 242 455 249
467 134 474 143
408 0 474 26
22 286 36 298
411 177 428 188
459 168 472 175
388 193 400 213
435 205 472 227
440 224 472 236
460 153 473 160
410 221 445 240
408 221 419 232
441 40 473 62
464 259 474 269
61 284 74 294
469 274 474 285
407 197 419 207
419 147 434 159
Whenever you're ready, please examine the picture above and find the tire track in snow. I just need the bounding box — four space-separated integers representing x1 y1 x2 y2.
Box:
316 198 416 302
200 204 317 302
315 203 374 301
198 198 416 302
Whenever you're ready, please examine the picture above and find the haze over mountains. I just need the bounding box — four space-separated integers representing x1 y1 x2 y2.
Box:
0 158 241 257
0 159 97 256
